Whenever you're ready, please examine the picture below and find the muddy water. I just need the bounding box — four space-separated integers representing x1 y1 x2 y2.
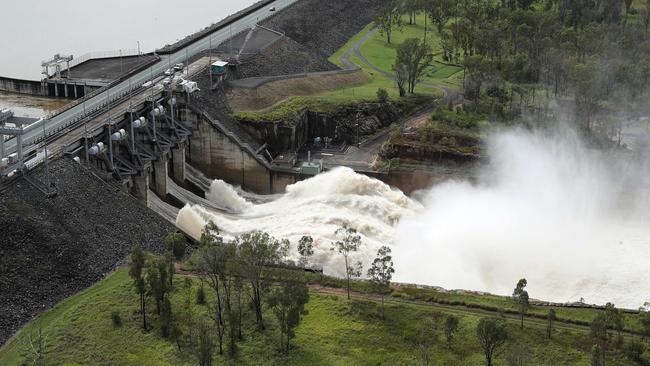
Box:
0 91 70 118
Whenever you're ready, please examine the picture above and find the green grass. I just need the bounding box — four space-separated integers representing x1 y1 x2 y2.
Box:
235 14 462 122
358 14 463 87
1 270 646 365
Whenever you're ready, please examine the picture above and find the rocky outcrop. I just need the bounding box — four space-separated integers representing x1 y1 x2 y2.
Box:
238 101 418 155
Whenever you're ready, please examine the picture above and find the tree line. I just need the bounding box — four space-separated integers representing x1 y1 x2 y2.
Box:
126 225 650 366
375 0 650 139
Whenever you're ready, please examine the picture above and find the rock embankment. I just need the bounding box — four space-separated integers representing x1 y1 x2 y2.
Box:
262 0 390 57
235 0 390 79
0 159 173 345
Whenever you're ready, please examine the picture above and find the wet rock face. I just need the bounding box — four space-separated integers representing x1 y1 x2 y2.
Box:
0 159 173 345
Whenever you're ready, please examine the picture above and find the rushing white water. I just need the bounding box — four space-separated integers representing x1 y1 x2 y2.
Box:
176 167 422 276
177 127 650 308
394 128 650 308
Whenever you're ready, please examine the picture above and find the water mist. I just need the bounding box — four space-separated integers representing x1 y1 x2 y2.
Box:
394 127 650 308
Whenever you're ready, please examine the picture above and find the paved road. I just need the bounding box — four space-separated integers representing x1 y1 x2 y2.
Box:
2 0 300 159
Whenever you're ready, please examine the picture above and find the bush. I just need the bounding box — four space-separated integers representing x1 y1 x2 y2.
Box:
624 339 646 363
111 311 122 327
196 285 206 305
376 88 389 103
165 233 187 261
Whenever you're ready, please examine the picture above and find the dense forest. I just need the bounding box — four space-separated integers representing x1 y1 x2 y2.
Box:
393 0 650 140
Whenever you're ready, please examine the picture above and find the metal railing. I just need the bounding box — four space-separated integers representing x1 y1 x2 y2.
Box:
68 49 141 69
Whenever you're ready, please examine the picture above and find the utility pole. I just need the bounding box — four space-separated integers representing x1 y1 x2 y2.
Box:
185 48 189 76
150 67 157 146
107 90 114 169
83 101 89 166
209 35 213 86
42 118 51 194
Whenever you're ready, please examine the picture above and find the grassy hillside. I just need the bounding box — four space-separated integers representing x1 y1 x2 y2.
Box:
1 269 646 366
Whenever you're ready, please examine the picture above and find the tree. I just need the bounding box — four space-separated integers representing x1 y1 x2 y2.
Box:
591 313 609 353
394 63 408 96
640 303 650 340
146 254 172 316
546 309 556 339
128 246 148 330
367 246 395 319
591 344 604 366
624 339 646 363
267 273 310 353
196 318 215 366
375 0 403 44
512 278 529 329
238 230 289 330
197 222 227 354
297 235 314 267
425 0 455 35
160 295 173 339
330 226 363 300
444 315 459 348
604 302 625 339
164 232 187 261
395 38 433 93
476 317 508 366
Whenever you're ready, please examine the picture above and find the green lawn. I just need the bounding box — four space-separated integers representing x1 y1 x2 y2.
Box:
1 270 645 366
358 13 463 88
234 18 454 123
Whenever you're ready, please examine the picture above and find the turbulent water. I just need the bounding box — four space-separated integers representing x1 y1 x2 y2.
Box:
177 168 422 275
177 128 650 308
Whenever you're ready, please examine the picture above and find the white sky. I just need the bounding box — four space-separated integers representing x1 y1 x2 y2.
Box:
0 0 258 80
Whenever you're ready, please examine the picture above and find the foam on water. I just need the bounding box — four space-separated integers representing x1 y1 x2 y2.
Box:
176 167 422 276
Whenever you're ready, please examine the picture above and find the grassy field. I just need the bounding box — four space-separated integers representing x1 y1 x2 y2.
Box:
233 15 455 121
356 14 463 88
1 269 646 366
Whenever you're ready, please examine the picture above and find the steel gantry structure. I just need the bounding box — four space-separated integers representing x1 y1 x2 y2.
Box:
0 0 298 176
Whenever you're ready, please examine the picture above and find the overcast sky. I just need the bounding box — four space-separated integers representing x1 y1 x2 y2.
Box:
0 0 257 80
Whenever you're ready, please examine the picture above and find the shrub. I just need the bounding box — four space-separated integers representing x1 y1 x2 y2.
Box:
377 88 389 103
164 233 187 261
624 339 646 363
196 285 206 305
111 311 122 327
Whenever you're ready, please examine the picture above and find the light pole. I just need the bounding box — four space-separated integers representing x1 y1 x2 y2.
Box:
42 118 51 193
83 101 89 166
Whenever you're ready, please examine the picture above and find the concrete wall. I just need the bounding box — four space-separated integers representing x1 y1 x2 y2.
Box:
0 76 46 96
186 110 277 194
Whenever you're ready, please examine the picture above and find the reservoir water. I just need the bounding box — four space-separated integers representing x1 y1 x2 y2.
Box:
0 0 258 81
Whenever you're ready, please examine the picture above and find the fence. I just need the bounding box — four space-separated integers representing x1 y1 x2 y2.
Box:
68 49 141 69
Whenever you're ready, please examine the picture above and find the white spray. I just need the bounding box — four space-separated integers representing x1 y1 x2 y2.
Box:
176 128 650 308
176 167 422 276
394 128 650 308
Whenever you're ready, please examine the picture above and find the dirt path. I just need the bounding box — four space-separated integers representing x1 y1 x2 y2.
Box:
309 285 643 339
